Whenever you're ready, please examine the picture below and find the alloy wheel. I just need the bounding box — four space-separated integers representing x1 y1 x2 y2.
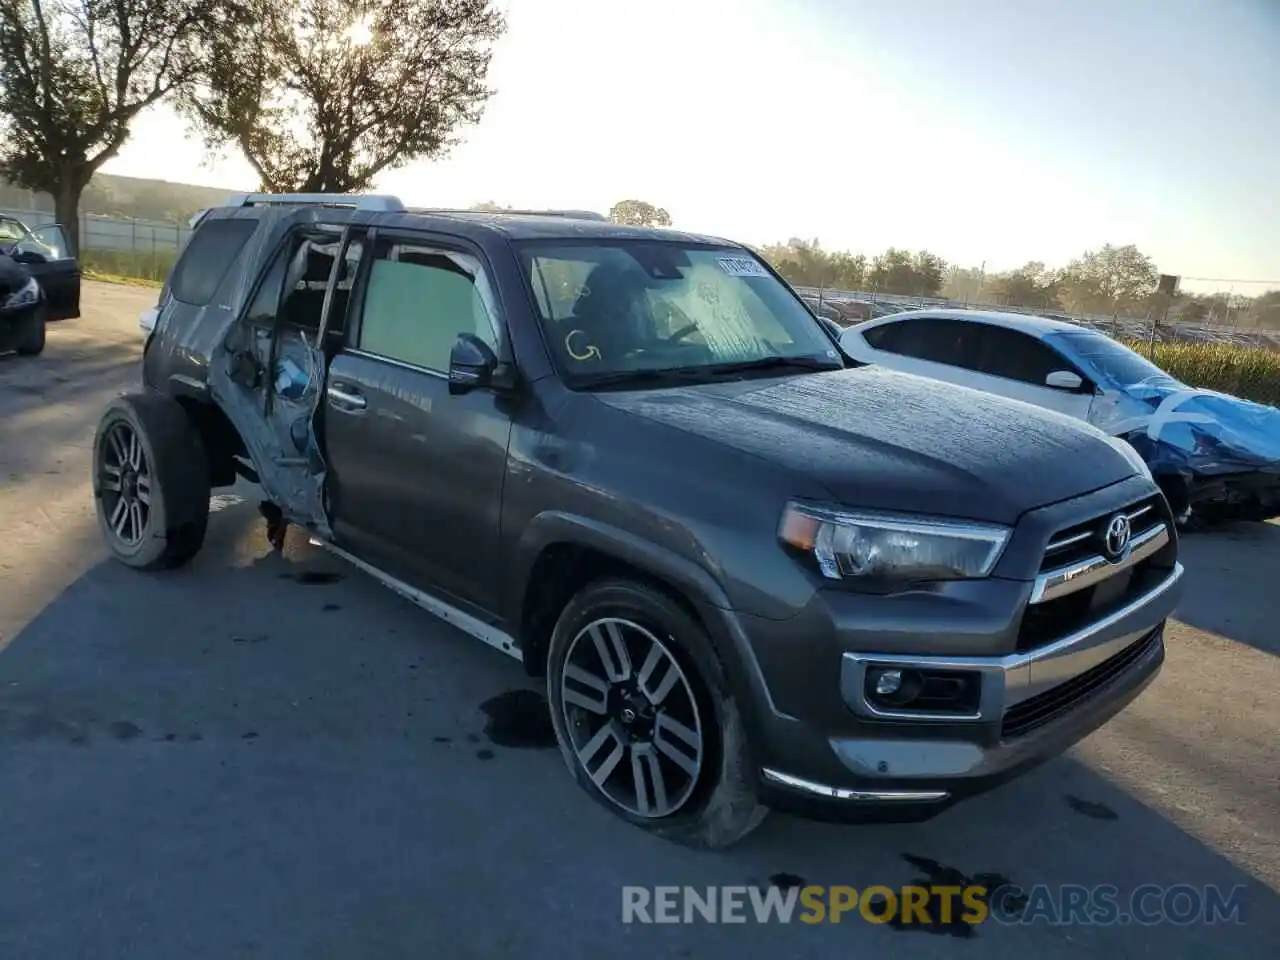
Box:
559 617 706 819
98 421 153 547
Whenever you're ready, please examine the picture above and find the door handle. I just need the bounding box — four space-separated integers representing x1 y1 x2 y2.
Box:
327 383 367 410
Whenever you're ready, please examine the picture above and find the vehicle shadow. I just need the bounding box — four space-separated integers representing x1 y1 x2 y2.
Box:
0 500 1275 958
1173 520 1280 656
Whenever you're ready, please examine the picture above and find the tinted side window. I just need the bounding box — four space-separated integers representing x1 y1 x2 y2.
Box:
971 325 1070 385
356 243 498 372
863 317 979 368
170 219 257 306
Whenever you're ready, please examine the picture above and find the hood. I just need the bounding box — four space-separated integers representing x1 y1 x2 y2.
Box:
595 366 1138 525
1090 376 1280 477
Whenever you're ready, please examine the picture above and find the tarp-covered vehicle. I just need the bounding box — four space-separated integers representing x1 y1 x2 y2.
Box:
0 216 81 321
1050 329 1280 525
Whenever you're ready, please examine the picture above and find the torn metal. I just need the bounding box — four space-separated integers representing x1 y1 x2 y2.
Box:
155 204 362 539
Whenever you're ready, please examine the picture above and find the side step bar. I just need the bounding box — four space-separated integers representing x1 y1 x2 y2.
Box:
311 539 521 661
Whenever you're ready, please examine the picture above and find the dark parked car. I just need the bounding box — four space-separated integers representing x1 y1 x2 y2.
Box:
0 251 46 355
96 194 1183 848
0 215 81 321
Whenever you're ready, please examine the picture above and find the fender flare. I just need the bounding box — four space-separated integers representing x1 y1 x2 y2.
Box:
508 511 734 624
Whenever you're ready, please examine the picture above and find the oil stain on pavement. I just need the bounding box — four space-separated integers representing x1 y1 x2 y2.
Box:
879 854 1026 938
1065 794 1120 820
479 690 556 749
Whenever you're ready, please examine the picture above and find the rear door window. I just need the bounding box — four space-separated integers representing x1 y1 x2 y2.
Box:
169 219 258 306
863 317 981 369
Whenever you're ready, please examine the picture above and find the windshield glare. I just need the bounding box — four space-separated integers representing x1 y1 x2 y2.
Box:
1050 330 1171 386
519 242 841 382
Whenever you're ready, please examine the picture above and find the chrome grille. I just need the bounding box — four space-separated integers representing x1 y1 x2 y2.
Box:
1039 495 1163 573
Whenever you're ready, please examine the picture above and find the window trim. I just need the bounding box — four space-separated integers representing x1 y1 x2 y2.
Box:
345 229 503 375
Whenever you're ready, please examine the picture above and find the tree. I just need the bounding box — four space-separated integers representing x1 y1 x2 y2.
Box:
0 0 234 253
942 265 986 302
182 0 505 193
867 248 947 296
989 261 1061 310
470 200 510 211
608 199 671 227
758 238 866 290
1057 244 1158 316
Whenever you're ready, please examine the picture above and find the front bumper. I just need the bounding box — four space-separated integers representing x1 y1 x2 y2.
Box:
728 551 1183 822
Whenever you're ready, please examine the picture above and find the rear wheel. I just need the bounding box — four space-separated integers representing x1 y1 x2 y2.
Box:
14 306 45 356
92 393 211 570
546 579 767 849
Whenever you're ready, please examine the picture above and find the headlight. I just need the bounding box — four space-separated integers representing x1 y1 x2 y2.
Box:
2 277 39 311
1106 435 1153 482
779 502 1011 581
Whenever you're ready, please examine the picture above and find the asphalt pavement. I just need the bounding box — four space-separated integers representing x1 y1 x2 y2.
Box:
0 281 1276 958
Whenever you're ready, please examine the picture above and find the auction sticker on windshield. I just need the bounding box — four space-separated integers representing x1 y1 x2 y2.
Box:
717 256 770 278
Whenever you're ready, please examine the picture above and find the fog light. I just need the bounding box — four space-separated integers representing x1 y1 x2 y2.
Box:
874 669 903 696
866 667 924 707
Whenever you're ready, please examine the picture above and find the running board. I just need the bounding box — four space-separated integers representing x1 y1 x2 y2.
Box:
311 538 521 661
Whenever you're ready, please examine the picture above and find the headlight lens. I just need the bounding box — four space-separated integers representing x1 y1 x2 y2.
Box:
779 502 1011 581
1107 435 1153 482
2 277 39 311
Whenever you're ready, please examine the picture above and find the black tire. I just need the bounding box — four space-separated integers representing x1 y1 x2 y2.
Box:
546 578 767 849
14 306 45 356
92 392 211 570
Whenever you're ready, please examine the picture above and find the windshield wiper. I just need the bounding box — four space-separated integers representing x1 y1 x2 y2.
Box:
573 355 844 390
572 367 712 389
699 355 844 377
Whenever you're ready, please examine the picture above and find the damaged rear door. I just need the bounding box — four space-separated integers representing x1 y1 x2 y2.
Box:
322 230 513 617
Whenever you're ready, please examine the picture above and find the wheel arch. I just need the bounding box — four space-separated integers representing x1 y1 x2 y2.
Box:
511 513 734 680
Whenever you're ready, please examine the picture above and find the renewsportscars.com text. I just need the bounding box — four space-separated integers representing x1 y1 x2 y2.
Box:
621 884 1247 926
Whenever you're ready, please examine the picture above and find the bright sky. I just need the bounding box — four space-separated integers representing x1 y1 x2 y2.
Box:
104 0 1280 293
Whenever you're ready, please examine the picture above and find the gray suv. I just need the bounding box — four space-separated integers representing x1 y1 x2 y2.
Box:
95 194 1183 848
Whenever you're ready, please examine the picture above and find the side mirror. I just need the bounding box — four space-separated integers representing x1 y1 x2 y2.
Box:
449 333 499 395
1045 370 1084 391
11 249 48 265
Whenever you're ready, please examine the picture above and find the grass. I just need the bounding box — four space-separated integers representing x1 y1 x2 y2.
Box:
1124 338 1280 407
80 248 175 285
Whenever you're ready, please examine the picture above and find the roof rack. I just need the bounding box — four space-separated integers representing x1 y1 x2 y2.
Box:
413 207 608 222
224 192 407 212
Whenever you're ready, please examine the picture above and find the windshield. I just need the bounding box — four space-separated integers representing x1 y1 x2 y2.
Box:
0 217 28 244
518 242 843 385
1049 330 1171 386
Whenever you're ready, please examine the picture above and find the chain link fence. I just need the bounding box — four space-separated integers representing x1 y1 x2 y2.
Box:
1 205 189 281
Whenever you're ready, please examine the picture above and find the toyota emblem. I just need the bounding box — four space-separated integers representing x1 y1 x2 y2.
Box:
1103 513 1132 560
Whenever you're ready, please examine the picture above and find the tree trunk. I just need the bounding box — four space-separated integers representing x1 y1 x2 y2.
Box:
53 178 85 258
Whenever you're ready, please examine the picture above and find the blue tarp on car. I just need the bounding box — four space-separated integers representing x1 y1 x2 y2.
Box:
1049 330 1280 479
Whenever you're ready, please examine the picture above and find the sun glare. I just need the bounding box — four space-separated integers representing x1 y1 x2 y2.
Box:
345 16 374 46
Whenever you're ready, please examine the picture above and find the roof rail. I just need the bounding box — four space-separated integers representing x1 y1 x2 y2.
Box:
413 207 608 222
224 192 406 213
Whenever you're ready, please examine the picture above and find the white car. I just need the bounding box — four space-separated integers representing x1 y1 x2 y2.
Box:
838 308 1280 526
840 309 1110 421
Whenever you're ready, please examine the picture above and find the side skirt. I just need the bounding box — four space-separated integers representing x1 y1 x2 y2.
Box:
311 538 521 661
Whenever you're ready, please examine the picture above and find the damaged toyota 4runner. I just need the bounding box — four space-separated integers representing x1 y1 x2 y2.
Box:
96 194 1184 848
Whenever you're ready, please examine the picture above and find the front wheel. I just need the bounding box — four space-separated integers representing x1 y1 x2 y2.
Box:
546 579 767 849
92 392 212 570
14 306 45 356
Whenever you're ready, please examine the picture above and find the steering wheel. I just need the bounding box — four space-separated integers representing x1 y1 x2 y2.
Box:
661 323 699 345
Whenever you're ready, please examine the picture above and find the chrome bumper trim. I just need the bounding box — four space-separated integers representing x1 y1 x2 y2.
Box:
842 563 1183 722
1031 523 1169 604
761 768 950 802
